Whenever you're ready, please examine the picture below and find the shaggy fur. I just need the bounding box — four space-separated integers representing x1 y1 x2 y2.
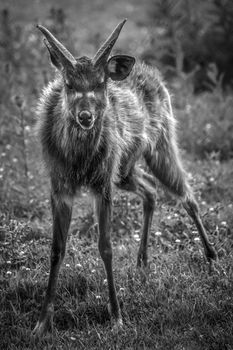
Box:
37 59 180 196
33 24 217 337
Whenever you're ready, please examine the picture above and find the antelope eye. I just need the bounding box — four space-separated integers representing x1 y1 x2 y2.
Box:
93 82 105 92
65 82 74 90
94 82 105 92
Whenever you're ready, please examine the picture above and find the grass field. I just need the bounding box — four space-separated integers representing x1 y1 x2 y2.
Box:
1 156 233 349
1 1 233 349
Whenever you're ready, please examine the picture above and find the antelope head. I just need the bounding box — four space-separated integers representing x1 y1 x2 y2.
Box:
37 20 135 130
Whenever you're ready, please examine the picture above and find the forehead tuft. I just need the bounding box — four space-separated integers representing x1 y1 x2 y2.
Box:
66 56 104 89
75 56 93 72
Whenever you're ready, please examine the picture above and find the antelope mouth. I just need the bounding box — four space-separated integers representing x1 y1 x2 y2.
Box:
76 116 95 130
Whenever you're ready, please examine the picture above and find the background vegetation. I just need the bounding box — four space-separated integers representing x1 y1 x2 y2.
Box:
0 0 233 349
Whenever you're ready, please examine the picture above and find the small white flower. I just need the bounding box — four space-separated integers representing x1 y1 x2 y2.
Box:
25 126 31 132
12 158 18 163
6 271 12 275
133 234 140 242
175 239 181 243
187 172 193 179
65 263 70 268
6 144 11 150
1 153 6 157
194 237 200 241
155 231 162 236
118 245 127 253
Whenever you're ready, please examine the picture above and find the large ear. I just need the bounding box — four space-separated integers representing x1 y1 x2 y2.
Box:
107 55 135 81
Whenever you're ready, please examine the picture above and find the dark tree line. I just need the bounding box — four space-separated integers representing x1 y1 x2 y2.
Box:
142 0 233 92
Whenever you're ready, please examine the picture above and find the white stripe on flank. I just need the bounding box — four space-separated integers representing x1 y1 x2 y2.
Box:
75 92 83 99
86 91 95 98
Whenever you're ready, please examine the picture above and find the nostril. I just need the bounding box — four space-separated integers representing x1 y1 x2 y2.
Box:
78 110 92 122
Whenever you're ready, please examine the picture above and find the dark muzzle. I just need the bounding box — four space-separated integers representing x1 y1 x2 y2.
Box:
77 110 94 129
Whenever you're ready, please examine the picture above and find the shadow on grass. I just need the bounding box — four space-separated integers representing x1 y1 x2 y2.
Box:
55 303 110 331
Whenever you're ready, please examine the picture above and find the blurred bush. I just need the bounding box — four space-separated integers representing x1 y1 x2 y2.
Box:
141 0 233 93
0 7 72 208
175 86 233 160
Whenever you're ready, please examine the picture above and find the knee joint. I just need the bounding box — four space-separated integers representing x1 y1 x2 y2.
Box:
143 195 155 212
98 242 112 260
51 246 65 265
183 196 199 217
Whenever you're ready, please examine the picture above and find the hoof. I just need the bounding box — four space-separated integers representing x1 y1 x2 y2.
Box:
32 304 54 337
32 321 47 338
107 303 123 333
206 246 217 262
208 257 224 275
111 318 123 334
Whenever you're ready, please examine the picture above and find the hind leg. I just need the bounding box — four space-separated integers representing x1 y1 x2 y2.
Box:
145 140 217 262
115 169 155 267
182 196 216 261
136 171 156 267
